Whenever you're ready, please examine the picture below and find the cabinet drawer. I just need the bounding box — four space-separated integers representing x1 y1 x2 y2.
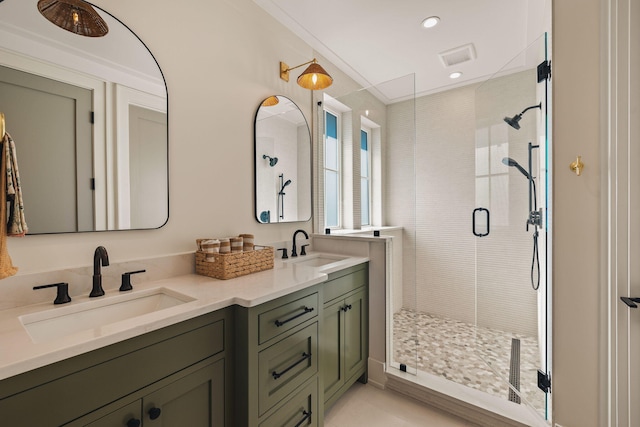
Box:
258 323 318 415
259 378 318 427
258 292 318 344
323 266 366 303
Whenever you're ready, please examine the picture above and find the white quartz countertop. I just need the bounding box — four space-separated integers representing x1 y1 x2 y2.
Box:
0 253 368 381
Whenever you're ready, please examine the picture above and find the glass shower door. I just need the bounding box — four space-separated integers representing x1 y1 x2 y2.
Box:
473 33 550 421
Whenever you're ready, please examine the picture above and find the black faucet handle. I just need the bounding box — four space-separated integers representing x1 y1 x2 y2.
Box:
33 282 72 305
120 270 146 291
301 244 309 256
278 248 288 259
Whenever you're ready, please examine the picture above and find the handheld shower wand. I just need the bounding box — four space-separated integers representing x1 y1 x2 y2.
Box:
502 143 542 291
279 179 292 195
278 174 292 220
502 157 533 181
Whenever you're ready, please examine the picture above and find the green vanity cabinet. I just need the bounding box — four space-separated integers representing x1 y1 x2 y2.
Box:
0 308 232 427
321 263 368 408
73 358 225 426
234 287 321 427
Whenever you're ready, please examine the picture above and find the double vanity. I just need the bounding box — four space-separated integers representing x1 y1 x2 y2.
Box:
0 251 369 426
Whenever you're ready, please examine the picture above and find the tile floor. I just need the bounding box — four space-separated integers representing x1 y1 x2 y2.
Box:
393 308 546 416
325 382 479 427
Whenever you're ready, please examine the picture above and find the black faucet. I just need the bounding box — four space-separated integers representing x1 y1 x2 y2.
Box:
90 246 110 297
291 229 309 257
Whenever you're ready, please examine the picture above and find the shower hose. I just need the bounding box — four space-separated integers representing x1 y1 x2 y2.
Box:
531 229 540 291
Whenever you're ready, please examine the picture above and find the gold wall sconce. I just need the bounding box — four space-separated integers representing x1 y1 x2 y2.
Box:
280 58 333 90
570 156 584 176
37 0 109 37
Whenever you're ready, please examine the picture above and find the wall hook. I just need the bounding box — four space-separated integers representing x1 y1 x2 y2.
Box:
570 156 584 176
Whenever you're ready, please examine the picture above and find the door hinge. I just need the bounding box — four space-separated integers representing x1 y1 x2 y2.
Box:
537 60 551 82
90 178 95 190
537 369 551 393
90 111 95 124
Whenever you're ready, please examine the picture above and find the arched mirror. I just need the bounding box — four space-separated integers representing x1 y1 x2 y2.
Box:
0 0 168 233
254 95 311 223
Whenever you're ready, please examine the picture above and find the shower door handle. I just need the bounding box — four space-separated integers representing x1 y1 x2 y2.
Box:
620 296 640 308
472 208 490 237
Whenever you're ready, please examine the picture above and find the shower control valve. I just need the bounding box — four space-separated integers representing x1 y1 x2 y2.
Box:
527 209 543 230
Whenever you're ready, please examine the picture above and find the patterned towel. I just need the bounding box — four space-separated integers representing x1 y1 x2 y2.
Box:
4 132 27 236
0 133 18 278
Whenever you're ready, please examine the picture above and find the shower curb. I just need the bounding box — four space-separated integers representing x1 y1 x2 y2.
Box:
385 371 547 427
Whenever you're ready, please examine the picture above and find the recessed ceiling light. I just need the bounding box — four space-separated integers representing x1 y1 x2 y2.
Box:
421 16 440 29
449 71 463 79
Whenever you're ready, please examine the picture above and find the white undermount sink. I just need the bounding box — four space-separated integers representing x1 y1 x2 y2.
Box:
284 253 349 268
20 288 194 343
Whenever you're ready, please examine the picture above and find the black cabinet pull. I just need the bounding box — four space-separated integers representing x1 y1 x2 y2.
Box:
274 307 314 327
341 304 352 312
294 410 312 427
621 296 640 308
126 419 141 427
272 352 311 379
148 407 162 420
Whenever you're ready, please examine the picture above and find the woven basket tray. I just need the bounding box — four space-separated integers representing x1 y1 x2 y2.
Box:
195 245 274 280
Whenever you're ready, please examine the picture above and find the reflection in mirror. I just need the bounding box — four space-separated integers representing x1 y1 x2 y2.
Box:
254 96 311 223
0 0 168 233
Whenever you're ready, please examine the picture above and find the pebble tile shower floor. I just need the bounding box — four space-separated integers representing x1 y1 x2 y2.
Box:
393 308 546 416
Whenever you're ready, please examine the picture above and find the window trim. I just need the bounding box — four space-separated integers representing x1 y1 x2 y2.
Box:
360 126 372 226
323 108 342 229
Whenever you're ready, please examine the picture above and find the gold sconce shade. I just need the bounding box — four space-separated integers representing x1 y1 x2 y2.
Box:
37 0 109 37
280 58 333 90
261 96 280 107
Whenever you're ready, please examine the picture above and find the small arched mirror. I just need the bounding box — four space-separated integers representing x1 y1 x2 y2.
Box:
254 95 311 223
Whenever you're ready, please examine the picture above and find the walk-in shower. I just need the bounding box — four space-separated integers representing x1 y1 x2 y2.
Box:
382 33 551 426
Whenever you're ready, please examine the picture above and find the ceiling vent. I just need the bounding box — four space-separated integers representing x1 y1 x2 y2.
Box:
438 43 476 68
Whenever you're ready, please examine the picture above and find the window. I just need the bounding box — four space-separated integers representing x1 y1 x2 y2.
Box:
360 128 371 225
324 110 340 228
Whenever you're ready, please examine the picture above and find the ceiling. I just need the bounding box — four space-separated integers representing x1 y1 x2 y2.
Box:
0 1 161 83
254 0 550 103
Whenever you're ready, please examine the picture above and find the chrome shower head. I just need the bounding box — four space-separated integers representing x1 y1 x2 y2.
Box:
263 154 278 167
503 102 542 130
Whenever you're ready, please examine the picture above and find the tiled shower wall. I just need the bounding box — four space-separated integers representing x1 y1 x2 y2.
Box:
386 70 540 337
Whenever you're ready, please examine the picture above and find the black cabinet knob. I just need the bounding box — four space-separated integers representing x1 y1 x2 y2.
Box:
126 418 141 427
148 407 162 420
